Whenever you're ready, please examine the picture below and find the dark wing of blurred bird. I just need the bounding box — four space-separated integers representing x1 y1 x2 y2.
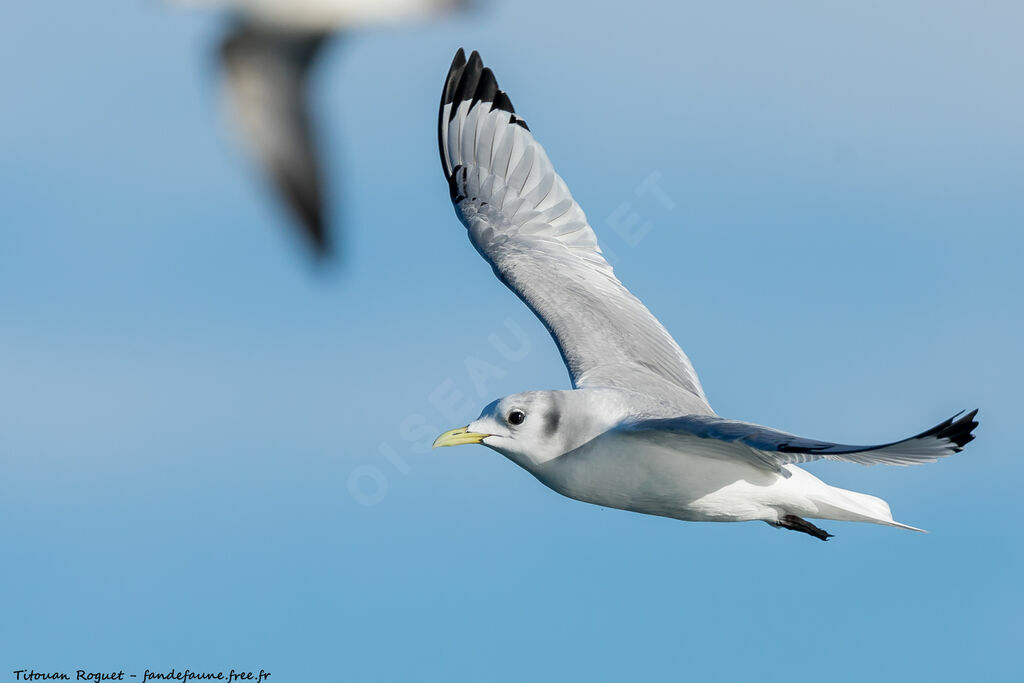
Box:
180 0 471 261
220 23 331 257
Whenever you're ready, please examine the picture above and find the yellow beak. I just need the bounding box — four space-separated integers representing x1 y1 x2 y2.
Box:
432 426 489 448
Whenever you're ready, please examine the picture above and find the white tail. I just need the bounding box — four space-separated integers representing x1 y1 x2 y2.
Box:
811 483 926 532
783 466 927 532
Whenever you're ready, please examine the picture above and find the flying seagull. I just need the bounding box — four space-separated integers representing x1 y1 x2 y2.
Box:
432 49 979 541
181 0 467 258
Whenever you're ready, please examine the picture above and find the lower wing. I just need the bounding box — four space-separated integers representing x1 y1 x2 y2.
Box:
621 410 979 476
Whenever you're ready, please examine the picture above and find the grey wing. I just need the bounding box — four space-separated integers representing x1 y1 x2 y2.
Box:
220 22 330 256
622 410 979 475
438 50 710 413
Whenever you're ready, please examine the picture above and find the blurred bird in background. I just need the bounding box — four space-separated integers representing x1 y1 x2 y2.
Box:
177 0 469 260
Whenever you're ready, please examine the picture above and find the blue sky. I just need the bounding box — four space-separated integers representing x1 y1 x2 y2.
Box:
1 1 1021 680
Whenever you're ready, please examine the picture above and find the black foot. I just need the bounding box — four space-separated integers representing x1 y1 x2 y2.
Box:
774 514 833 541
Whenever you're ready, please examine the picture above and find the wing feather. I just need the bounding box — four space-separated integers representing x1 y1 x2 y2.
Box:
438 49 709 413
220 22 330 255
622 410 980 475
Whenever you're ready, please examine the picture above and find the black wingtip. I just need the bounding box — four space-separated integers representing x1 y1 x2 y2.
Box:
442 48 466 107
440 48 526 123
450 50 484 121
491 89 514 114
269 163 330 261
444 52 509 115
473 67 499 108
438 48 531 183
291 196 331 260
915 409 980 451
305 221 331 260
943 409 979 450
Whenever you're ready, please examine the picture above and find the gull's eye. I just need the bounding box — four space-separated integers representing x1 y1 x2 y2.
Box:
508 409 526 426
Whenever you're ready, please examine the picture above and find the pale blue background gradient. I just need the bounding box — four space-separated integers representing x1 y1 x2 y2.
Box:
2 1 1021 680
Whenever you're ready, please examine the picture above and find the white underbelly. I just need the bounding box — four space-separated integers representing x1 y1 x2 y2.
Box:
531 432 820 523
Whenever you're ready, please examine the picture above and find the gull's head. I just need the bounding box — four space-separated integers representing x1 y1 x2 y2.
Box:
432 391 576 468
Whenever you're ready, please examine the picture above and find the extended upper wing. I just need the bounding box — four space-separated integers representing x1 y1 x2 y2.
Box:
438 49 710 413
622 410 979 475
